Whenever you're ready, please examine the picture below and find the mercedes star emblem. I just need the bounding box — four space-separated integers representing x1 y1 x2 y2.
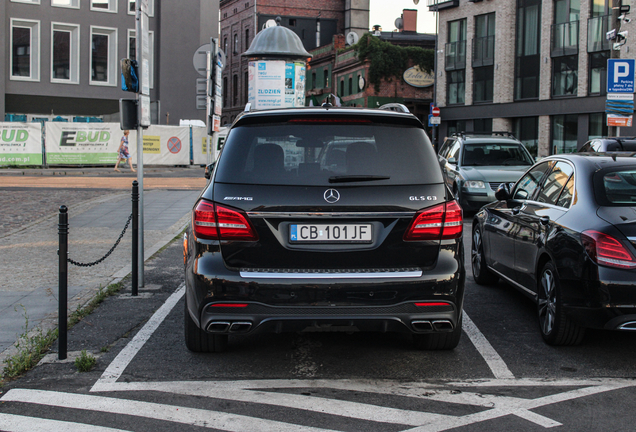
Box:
324 189 340 203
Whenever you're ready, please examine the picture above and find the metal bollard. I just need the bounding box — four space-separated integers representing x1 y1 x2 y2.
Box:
58 206 68 360
132 181 139 296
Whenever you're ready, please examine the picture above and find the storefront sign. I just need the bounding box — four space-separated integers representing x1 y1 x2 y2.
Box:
403 66 434 88
0 122 43 166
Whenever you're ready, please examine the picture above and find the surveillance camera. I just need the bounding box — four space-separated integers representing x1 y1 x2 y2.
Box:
625 17 632 23
619 14 632 23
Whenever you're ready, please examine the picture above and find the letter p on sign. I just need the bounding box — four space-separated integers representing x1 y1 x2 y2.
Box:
615 62 630 82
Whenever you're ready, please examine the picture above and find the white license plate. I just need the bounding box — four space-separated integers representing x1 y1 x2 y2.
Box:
290 224 372 243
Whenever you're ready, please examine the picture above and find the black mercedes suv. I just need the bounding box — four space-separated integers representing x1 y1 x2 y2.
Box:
184 105 465 352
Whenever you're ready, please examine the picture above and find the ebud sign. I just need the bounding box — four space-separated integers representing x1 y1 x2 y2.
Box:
0 122 43 166
607 59 635 93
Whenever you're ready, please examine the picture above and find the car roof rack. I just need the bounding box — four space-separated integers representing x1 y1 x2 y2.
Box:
378 103 410 113
451 131 517 139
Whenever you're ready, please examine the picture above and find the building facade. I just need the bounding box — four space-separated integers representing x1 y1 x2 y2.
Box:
430 0 635 157
219 0 370 125
2 0 218 124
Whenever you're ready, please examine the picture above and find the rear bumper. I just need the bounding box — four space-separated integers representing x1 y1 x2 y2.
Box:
185 242 465 336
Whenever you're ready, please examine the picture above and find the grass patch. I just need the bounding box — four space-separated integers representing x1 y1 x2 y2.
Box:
68 281 125 328
2 306 58 380
75 350 96 372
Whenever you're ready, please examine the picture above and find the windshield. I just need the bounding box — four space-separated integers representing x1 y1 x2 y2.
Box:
215 122 442 186
461 143 534 167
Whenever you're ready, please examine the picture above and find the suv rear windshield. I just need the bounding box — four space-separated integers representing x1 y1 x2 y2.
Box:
215 122 442 186
462 143 533 167
596 169 636 205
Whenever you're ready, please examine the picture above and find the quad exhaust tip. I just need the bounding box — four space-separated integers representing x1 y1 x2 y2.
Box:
411 320 453 332
207 321 253 333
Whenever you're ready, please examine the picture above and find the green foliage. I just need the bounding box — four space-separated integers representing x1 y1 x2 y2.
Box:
356 33 434 92
2 306 58 380
75 350 96 372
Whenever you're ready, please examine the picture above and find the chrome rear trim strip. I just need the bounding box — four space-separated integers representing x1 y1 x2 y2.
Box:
247 212 414 218
240 269 423 279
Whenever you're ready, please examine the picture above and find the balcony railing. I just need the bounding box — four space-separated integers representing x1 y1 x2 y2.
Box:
445 41 466 71
551 20 579 57
472 35 495 67
587 15 611 52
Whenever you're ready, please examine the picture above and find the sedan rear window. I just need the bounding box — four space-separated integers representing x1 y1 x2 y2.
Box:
215 122 442 186
600 170 636 205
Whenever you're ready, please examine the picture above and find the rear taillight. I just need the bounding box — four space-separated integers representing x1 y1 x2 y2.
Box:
404 201 464 241
581 230 636 270
193 200 258 241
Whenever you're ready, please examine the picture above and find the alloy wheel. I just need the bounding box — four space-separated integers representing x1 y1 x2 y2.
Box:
538 268 556 336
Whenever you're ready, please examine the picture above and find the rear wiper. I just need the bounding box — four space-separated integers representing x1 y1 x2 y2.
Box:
329 175 391 183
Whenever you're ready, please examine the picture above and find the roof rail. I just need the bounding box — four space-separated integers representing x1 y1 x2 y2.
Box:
378 103 410 113
451 131 517 139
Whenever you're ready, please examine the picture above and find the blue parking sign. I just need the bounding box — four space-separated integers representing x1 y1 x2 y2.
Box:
607 59 635 93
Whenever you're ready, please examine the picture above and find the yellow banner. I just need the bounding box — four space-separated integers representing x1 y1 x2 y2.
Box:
143 135 161 154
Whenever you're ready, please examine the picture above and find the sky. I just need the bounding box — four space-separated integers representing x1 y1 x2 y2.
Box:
369 0 437 34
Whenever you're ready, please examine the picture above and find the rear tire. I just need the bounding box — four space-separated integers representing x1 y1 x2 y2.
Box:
537 262 584 346
471 226 499 285
184 301 228 352
413 315 462 350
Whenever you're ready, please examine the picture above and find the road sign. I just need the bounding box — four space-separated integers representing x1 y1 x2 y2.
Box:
139 94 150 127
607 114 633 127
607 59 635 93
432 107 440 117
428 114 441 126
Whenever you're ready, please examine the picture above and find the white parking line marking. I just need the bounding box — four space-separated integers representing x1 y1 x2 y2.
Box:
1 389 340 432
93 283 185 387
463 312 515 380
0 413 132 432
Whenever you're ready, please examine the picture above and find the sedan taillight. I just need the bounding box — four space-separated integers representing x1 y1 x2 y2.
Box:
581 230 636 270
404 201 463 241
193 200 258 241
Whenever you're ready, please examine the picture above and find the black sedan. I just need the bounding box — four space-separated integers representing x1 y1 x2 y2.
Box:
471 153 636 345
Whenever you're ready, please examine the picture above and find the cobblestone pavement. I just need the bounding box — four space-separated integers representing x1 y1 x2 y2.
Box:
0 188 121 236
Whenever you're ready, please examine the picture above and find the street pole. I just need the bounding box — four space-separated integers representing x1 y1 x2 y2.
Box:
135 3 145 287
608 0 622 137
433 8 439 150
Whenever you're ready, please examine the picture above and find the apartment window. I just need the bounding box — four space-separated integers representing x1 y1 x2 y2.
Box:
340 80 344 98
473 118 493 133
223 77 228 107
589 51 609 95
473 13 495 67
552 55 578 96
447 121 466 136
552 0 580 56
357 74 362 92
474 66 494 103
245 29 250 51
515 0 541 100
445 19 466 70
223 37 228 55
128 29 155 89
51 23 79 84
447 70 465 105
52 0 79 8
324 69 329 88
588 113 607 139
552 114 578 154
513 117 539 158
90 27 117 86
128 0 154 16
233 74 238 106
233 34 238 54
91 0 117 12
11 19 40 81
349 76 353 94
311 72 317 90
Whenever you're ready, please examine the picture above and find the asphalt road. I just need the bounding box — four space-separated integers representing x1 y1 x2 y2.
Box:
1 174 636 431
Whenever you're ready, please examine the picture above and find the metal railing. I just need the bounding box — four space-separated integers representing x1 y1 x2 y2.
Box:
445 40 466 71
472 35 495 67
587 15 611 52
551 20 579 57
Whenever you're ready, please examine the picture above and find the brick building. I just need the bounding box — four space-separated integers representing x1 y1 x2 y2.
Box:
219 0 370 125
430 0 635 157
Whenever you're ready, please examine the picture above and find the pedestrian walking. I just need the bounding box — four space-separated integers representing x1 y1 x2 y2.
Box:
114 130 136 172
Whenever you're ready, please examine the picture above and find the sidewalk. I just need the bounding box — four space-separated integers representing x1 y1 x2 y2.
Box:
0 168 204 365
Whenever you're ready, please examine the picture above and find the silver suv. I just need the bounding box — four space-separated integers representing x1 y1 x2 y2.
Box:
437 132 534 212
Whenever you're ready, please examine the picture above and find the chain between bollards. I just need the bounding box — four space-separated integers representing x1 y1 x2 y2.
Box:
58 205 68 361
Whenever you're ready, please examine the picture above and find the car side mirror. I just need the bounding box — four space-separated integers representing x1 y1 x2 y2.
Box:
447 157 457 165
495 183 510 201
204 162 215 180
